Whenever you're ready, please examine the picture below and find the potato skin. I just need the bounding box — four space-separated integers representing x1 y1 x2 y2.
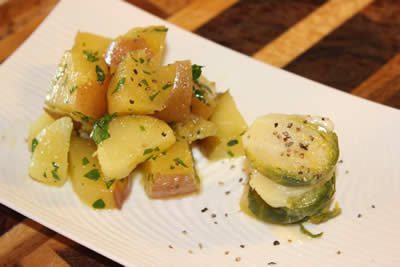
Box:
191 76 217 120
155 60 193 123
45 32 111 120
143 140 199 198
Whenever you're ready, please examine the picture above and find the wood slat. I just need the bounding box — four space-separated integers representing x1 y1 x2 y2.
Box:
352 53 400 104
168 0 238 31
195 0 326 55
18 244 70 267
253 0 373 67
0 219 54 265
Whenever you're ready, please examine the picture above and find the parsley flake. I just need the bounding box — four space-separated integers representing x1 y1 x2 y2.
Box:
192 64 203 82
174 158 188 168
82 157 90 165
162 82 173 90
90 114 116 144
149 91 160 101
227 139 238 146
83 50 99 62
92 198 106 209
95 65 105 83
51 161 60 180
31 138 39 153
112 77 126 94
84 169 100 181
105 179 115 189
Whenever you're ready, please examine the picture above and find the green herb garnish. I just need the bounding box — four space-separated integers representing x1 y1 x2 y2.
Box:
95 65 105 83
139 58 145 64
299 223 323 238
192 64 203 82
149 91 160 101
143 70 151 75
51 161 60 180
84 169 100 181
82 157 90 165
174 158 188 168
31 138 39 153
140 125 145 131
153 27 168 32
227 150 234 157
162 82 172 90
112 77 126 94
141 79 149 87
83 50 99 62
143 147 160 155
69 85 78 94
90 114 116 144
227 139 238 147
92 198 106 209
105 179 115 189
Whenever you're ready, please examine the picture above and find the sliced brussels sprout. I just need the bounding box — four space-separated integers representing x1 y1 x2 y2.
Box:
245 175 336 224
243 114 339 186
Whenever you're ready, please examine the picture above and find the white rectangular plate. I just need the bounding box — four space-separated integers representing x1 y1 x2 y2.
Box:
1 0 399 266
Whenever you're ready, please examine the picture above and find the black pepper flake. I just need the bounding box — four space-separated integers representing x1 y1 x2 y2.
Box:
225 213 228 217
188 250 193 254
235 257 241 262
288 239 292 243
133 69 138 75
129 99 134 104
339 160 344 164
371 205 375 209
285 141 294 147
337 250 341 255
225 191 231 195
211 213 216 218
287 123 293 128
273 240 280 246
322 117 326 121
296 127 301 132
214 221 218 224
198 243 203 249
239 178 243 183
299 143 309 151
240 244 245 248
345 170 349 174
218 181 224 186
168 245 173 249
201 207 208 213
267 262 277 265
303 120 308 124
274 122 278 128
309 135 315 141
161 132 167 137
225 251 230 255
182 230 187 235
357 214 362 218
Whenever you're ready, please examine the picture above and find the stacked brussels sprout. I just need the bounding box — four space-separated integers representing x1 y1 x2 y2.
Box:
241 114 339 224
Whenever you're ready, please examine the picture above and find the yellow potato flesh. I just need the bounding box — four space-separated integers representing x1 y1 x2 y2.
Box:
27 112 55 152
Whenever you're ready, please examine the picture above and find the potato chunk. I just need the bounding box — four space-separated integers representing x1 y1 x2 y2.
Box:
200 91 247 160
173 115 216 144
143 140 199 198
154 60 193 122
45 32 111 119
97 115 176 179
27 112 55 152
69 136 131 209
107 50 171 115
105 25 167 72
29 117 73 186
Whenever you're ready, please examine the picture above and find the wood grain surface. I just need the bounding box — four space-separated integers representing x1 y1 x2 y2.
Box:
0 0 399 266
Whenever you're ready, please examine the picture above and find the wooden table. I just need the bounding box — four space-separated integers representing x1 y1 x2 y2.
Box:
1 0 399 265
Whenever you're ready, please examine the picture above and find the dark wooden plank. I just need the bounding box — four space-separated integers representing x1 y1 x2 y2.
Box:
56 245 122 267
0 204 25 236
196 0 326 55
285 0 400 95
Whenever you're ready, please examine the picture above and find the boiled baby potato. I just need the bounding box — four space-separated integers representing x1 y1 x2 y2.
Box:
69 136 131 209
143 140 199 198
200 91 247 160
191 76 217 120
29 117 73 186
154 60 193 122
97 115 176 179
45 32 111 120
172 115 216 144
107 50 172 115
105 25 167 72
27 111 55 152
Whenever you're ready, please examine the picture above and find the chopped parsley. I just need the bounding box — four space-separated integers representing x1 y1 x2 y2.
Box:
105 179 115 189
69 85 78 94
84 169 100 181
31 138 39 153
139 58 145 64
162 82 173 90
90 114 116 144
143 70 151 75
227 139 238 146
112 77 126 94
227 150 234 157
174 158 188 168
143 147 160 155
299 223 323 238
92 198 106 209
83 50 99 62
141 79 149 87
95 65 105 83
153 27 168 32
82 157 90 165
51 161 60 180
149 91 160 101
192 64 203 82
140 125 146 131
